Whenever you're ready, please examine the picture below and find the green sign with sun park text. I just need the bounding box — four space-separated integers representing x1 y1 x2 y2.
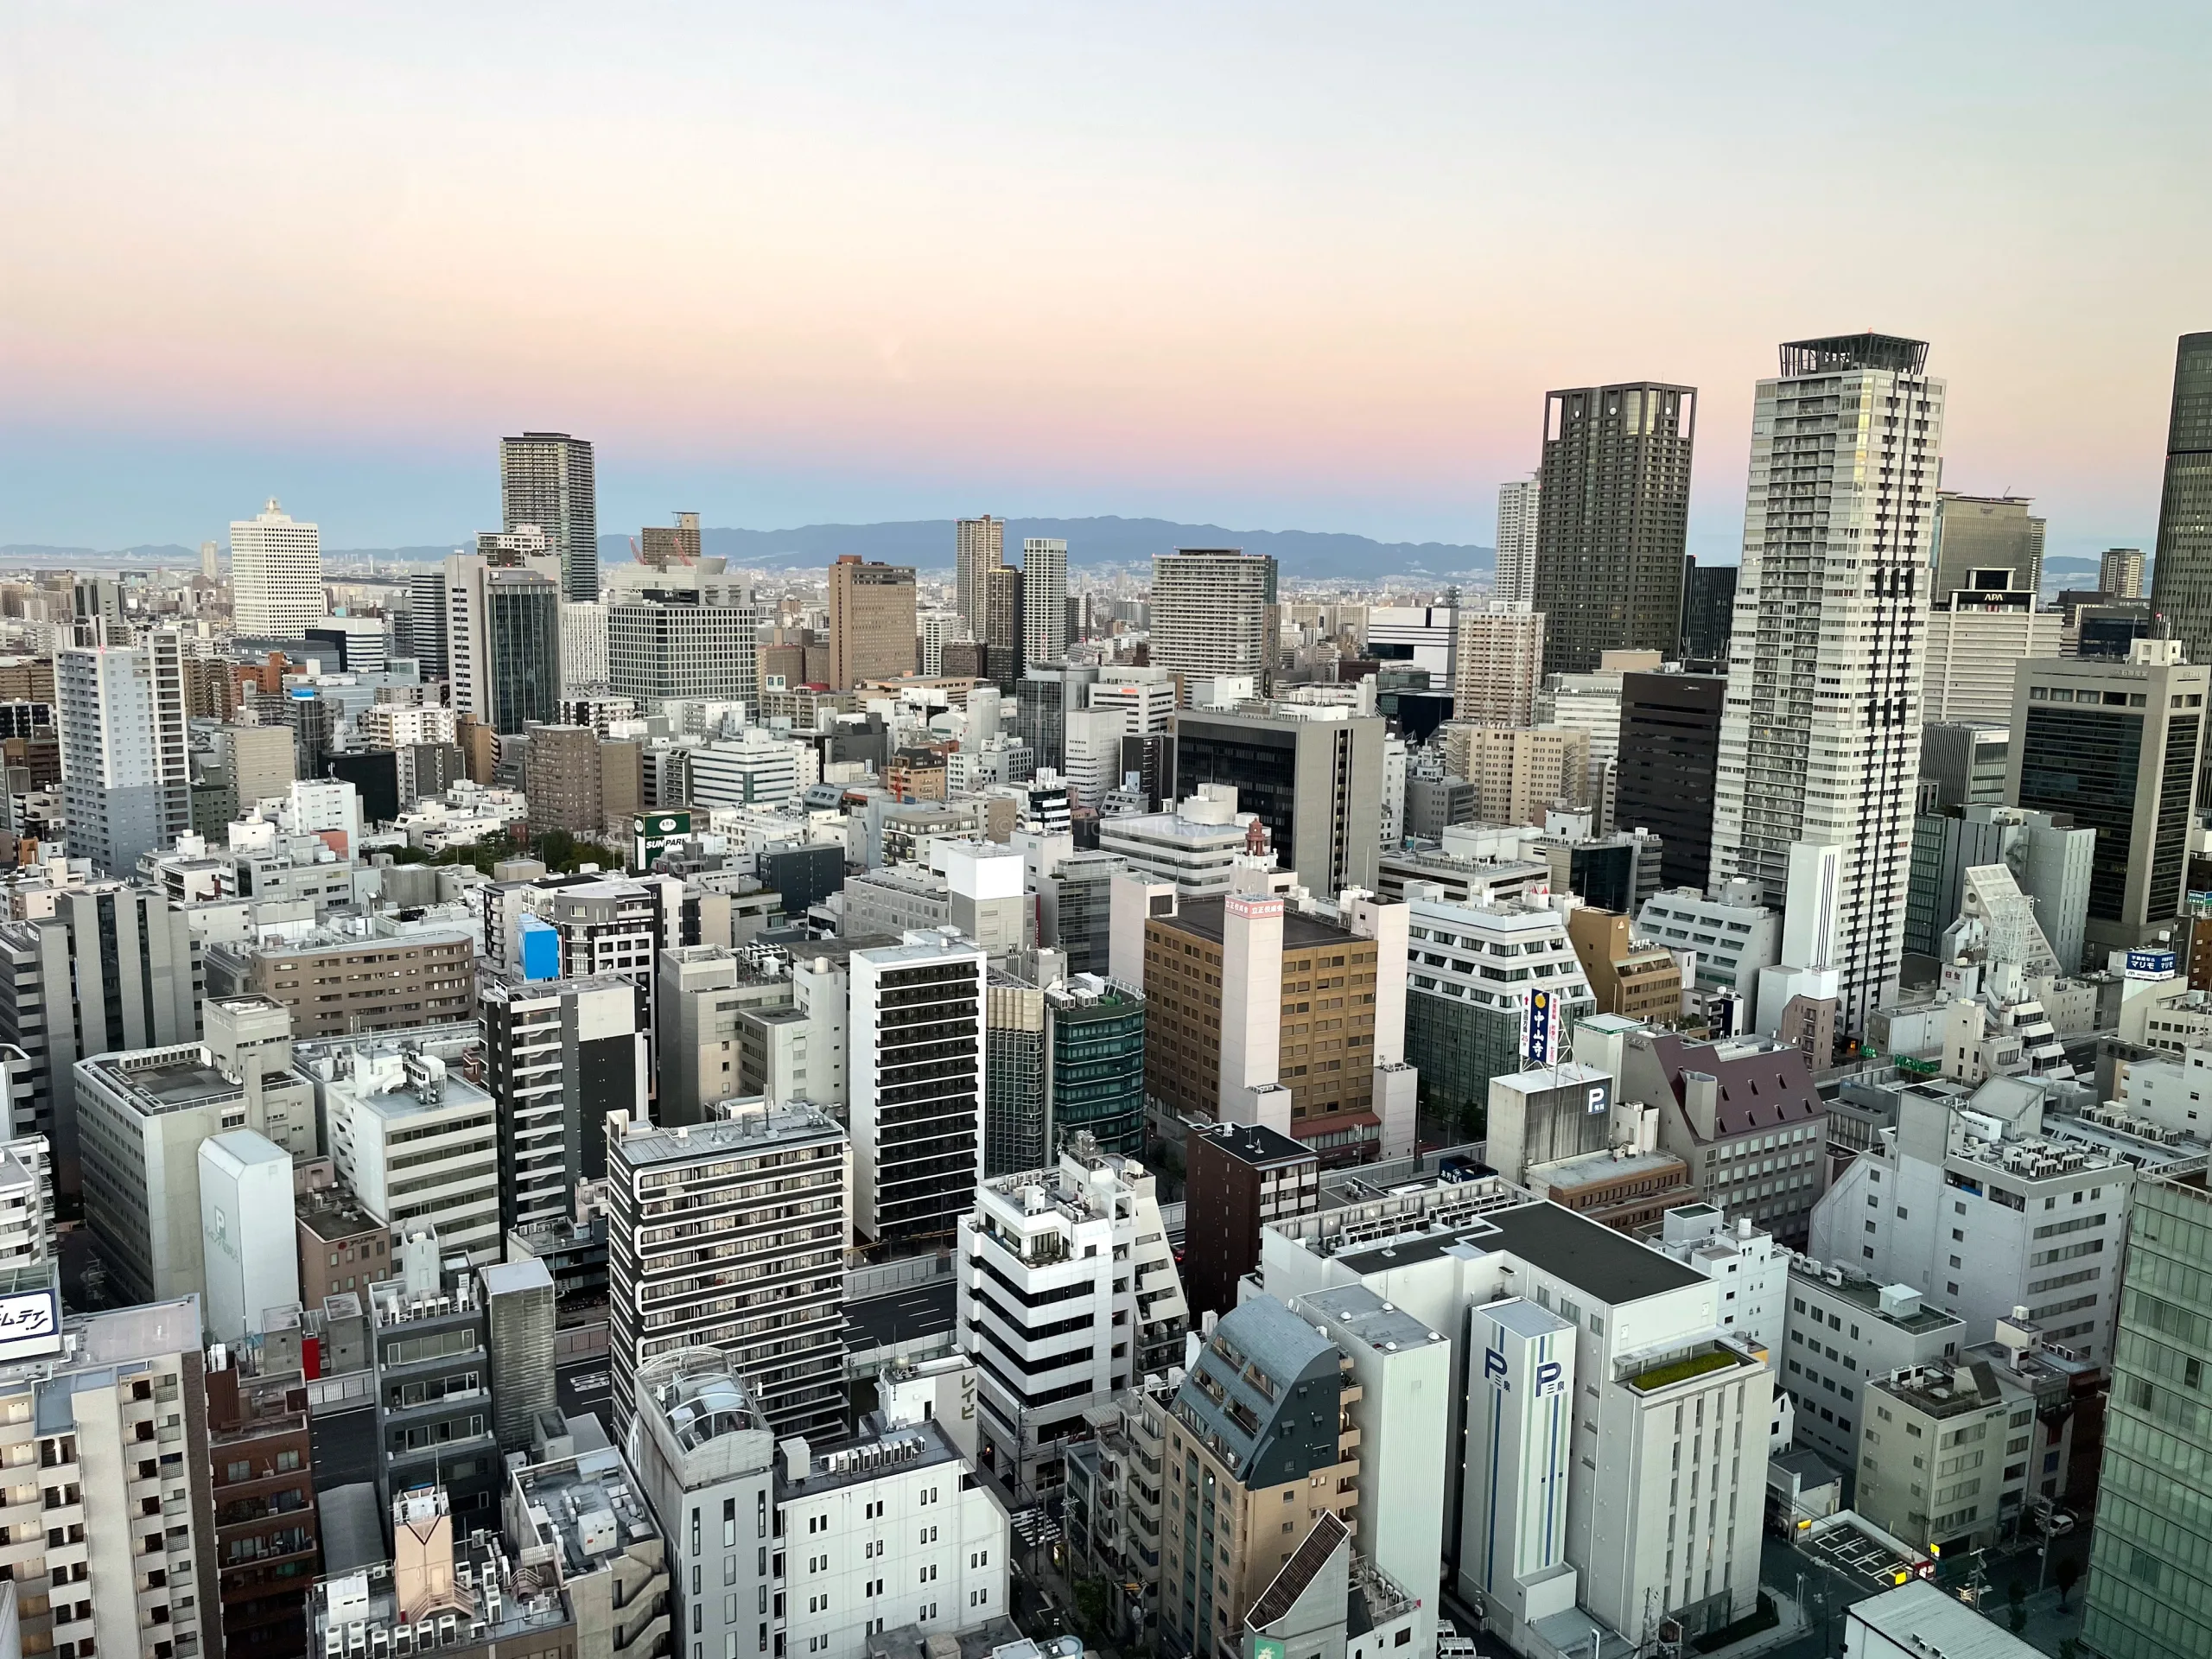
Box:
632 810 692 871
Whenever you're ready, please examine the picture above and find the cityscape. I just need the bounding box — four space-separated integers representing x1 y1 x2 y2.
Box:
4 12 2210 1659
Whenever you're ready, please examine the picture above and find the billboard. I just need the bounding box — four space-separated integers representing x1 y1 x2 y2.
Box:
0 1287 60 1361
632 810 693 872
1525 988 1560 1066
2126 949 2177 981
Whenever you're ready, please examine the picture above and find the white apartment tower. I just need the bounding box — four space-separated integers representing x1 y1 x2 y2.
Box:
229 496 326 636
957 515 1006 641
1148 548 1278 700
499 430 599 601
1710 334 1946 1031
1021 537 1070 667
56 631 190 876
1495 475 1541 607
1452 601 1545 727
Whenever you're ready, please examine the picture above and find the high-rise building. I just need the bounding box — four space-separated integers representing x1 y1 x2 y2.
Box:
2101 545 2147 599
983 563 1025 693
1494 474 1540 606
0 1297 224 1659
318 1030 504 1259
1918 721 2011 813
406 566 449 678
56 631 190 875
2007 641 2209 955
1931 492 2045 598
1440 723 1591 826
828 555 918 687
499 431 599 601
1678 556 1737 664
445 544 563 734
850 934 986 1243
1615 671 1725 892
1709 334 1946 1030
638 509 702 566
1532 382 1697 672
1172 707 1384 893
230 497 326 637
2082 1178 2212 1659
480 973 643 1240
1181 1122 1317 1318
959 1138 1187 1491
605 1099 849 1439
1149 548 1278 699
1450 601 1544 726
607 556 761 707
1922 588 2063 724
1021 537 1069 667
559 598 609 691
957 513 1006 640
2147 335 2212 660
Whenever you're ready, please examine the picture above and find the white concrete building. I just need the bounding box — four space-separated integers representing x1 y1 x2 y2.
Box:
1922 598 2061 726
1097 785 1261 897
1149 549 1278 697
1647 1203 1789 1356
197 1127 302 1344
1294 1284 1451 1655
1260 1188 1771 1651
358 700 459 750
958 1140 1187 1491
775 1409 1012 1659
1366 606 1459 683
851 934 986 1244
57 632 191 876
1021 537 1069 668
1452 601 1545 728
1535 653 1660 831
1809 1075 2133 1363
1087 667 1177 736
1637 880 1785 1002
559 598 611 692
318 1037 502 1260
1780 1255 1963 1484
1711 335 1946 1031
230 495 326 636
691 731 804 809
1496 475 1541 607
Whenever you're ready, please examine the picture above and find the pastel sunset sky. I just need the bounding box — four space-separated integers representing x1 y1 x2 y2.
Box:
3 2 2205 561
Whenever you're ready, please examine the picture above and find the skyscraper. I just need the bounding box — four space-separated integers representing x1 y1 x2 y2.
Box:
1531 382 1696 672
1930 492 2045 598
983 563 1025 693
56 631 190 875
1020 536 1069 666
406 567 448 678
827 555 917 687
1494 475 1540 605
1615 670 1725 892
499 431 599 602
1709 334 1944 1031
445 546 562 734
956 513 1005 639
2146 333 2212 662
2101 545 2147 598
2082 1177 2212 1659
1148 547 1278 699
1677 557 1737 664
229 497 325 637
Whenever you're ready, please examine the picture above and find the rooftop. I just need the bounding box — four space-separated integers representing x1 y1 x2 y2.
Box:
1154 896 1360 950
608 1099 843 1171
1298 1284 1446 1355
1847 1580 2037 1657
511 1445 664 1580
777 1414 963 1500
1193 1122 1314 1169
1787 1258 1961 1334
1876 1360 2005 1420
80 1046 245 1115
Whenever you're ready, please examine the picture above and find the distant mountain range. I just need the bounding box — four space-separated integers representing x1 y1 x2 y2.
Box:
594 517 1498 579
0 518 1493 580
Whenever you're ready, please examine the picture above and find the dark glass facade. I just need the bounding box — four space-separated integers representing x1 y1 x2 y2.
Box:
1533 382 1698 672
1678 557 1737 664
2017 706 2145 923
484 575 560 734
1615 671 1725 893
1173 725 1299 863
2146 333 2212 666
874 960 983 1242
1049 991 1145 1154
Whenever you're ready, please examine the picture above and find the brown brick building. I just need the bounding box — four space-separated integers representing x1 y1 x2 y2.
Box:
206 929 475 1037
1144 895 1382 1163
205 1344 320 1659
1182 1122 1318 1316
296 1186 392 1307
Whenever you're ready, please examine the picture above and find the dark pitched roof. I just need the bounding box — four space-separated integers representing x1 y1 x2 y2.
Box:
1644 1033 1824 1136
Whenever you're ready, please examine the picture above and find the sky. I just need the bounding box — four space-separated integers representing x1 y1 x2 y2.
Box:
3 2 2206 563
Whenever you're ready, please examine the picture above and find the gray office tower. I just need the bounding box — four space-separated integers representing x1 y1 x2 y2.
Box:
1532 383 1697 672
1171 709 1383 893
499 431 599 601
407 568 448 678
2145 334 2212 664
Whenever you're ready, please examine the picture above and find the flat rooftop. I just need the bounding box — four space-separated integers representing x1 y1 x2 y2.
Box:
612 1102 843 1169
1789 1263 1961 1333
83 1048 241 1115
512 1445 664 1578
1334 1199 1707 1308
776 1414 963 1501
1300 1283 1446 1353
1154 897 1357 950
